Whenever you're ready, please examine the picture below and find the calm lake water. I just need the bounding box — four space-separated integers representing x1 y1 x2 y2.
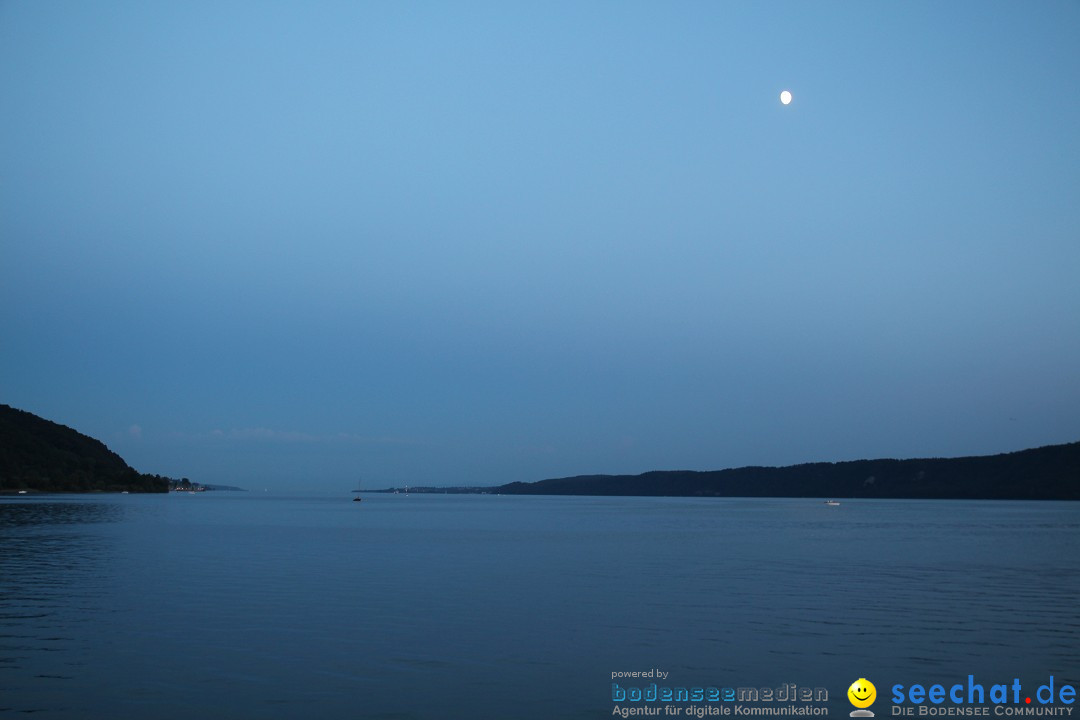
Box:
1 494 1078 719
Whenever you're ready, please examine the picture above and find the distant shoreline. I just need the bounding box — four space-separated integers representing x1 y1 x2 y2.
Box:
0 486 246 496
0 489 148 496
379 440 1080 501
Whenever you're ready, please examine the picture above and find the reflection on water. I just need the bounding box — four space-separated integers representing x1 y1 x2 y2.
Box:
0 495 1077 720
0 501 124 716
0 501 124 528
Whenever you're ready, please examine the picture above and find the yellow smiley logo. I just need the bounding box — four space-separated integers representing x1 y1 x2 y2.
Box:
848 678 877 709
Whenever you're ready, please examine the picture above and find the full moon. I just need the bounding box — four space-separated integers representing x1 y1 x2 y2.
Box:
780 90 792 105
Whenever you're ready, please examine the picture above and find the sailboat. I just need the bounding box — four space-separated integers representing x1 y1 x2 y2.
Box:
352 477 363 503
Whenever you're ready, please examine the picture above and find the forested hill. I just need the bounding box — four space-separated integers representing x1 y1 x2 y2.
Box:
0 404 168 493
494 441 1080 500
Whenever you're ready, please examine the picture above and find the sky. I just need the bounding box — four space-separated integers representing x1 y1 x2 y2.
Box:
2 1 1079 491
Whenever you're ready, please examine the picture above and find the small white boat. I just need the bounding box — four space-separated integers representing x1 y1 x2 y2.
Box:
824 500 841 506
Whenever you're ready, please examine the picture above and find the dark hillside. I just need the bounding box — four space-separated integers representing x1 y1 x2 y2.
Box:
0 404 168 493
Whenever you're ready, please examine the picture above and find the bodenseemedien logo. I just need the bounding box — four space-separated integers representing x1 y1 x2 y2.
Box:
849 678 877 718
609 672 830 717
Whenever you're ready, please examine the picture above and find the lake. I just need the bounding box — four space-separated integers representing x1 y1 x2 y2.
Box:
1 494 1078 719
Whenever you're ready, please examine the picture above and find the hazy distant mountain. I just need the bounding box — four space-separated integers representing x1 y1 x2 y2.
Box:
493 442 1080 500
0 404 168 493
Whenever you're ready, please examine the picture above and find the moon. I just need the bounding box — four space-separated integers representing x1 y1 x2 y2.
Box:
780 90 792 105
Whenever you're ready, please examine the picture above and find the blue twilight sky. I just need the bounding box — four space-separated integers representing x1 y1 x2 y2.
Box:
2 2 1079 491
